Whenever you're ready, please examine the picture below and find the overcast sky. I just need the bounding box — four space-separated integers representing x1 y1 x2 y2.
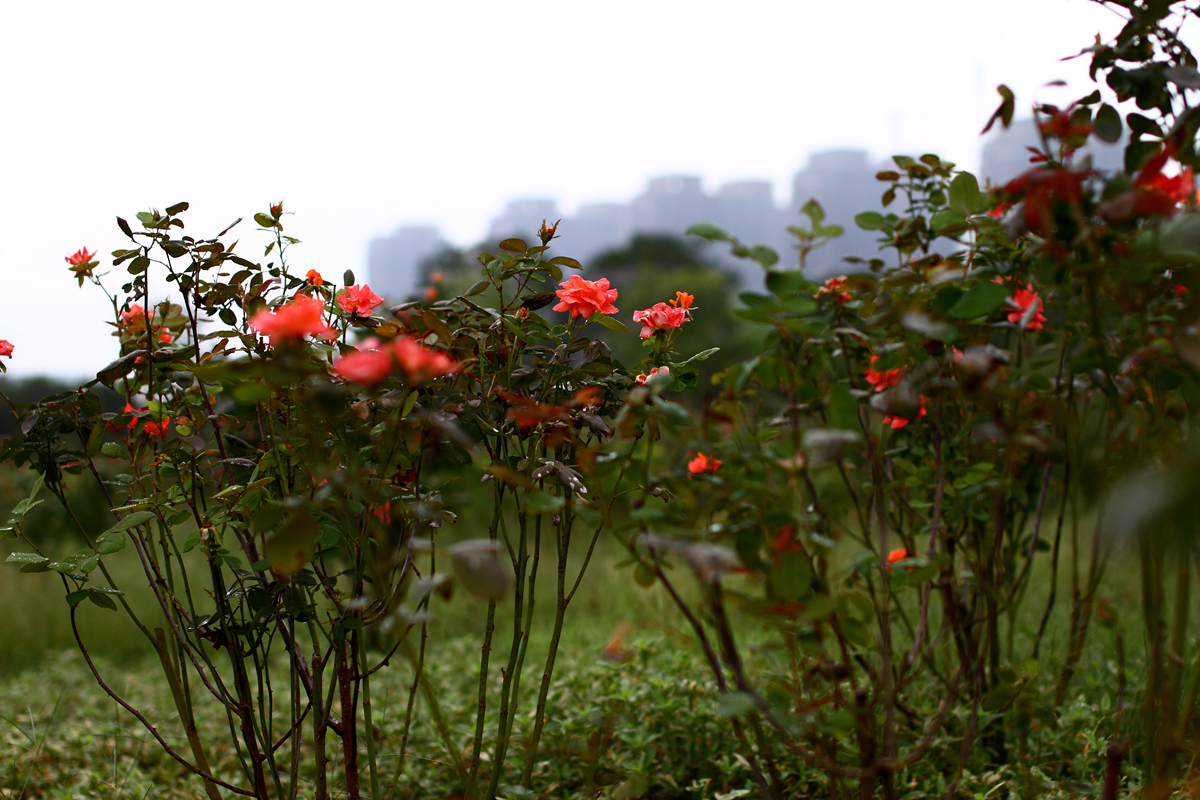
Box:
0 0 1143 378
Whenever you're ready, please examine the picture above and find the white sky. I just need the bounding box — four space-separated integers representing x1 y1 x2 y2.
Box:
0 0 1137 378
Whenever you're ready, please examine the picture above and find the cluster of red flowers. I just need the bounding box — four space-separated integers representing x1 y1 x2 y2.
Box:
632 303 686 340
250 293 337 346
991 277 1046 331
337 284 385 317
118 304 175 344
65 248 96 266
632 292 694 340
864 357 927 429
1131 149 1194 217
108 403 171 438
635 366 670 385
1007 284 1046 330
552 276 619 319
1001 166 1085 237
333 336 459 386
120 304 145 326
815 276 851 304
687 452 721 476
864 356 903 392
306 269 323 287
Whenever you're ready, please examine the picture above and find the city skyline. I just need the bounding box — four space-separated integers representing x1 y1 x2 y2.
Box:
369 119 1126 298
0 0 1141 378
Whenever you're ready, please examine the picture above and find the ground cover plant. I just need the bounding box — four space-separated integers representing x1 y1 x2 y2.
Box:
6 0 1200 797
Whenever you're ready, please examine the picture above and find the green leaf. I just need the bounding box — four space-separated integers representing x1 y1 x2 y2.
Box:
749 245 779 267
85 424 106 457
1094 104 1122 143
855 212 885 231
716 692 757 718
612 775 649 800
107 510 157 533
447 540 509 600
948 173 981 215
738 293 774 309
254 212 277 229
485 465 538 490
96 532 127 555
181 530 203 553
264 512 319 579
66 591 89 607
685 222 732 242
801 198 826 224
678 347 720 365
87 591 118 611
773 550 814 602
548 255 583 270
655 399 693 427
523 490 565 514
11 499 43 518
498 238 528 253
981 83 1014 134
422 309 454 346
401 390 418 419
829 384 859 431
101 442 125 459
464 279 490 296
930 208 969 236
766 270 806 298
839 617 874 647
96 351 147 388
1126 140 1160 174
1127 112 1162 137
591 314 631 334
947 281 1008 319
5 552 47 566
982 682 1015 712
735 354 763 393
780 296 817 315
165 201 189 215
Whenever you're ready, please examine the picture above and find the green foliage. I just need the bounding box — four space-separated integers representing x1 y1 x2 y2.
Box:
7 3 1200 799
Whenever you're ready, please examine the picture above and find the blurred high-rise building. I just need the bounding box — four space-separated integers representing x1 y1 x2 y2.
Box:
367 225 446 300
787 150 887 279
366 148 939 295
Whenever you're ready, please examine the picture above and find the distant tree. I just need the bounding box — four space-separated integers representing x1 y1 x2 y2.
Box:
0 378 123 437
417 247 479 290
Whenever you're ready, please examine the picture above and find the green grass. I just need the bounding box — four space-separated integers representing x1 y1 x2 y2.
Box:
0 513 1167 799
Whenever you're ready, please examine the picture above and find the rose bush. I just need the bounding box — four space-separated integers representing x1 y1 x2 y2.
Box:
4 2 1200 798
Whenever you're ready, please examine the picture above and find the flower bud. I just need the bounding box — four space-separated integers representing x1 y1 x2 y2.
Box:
538 218 560 246
344 269 355 287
